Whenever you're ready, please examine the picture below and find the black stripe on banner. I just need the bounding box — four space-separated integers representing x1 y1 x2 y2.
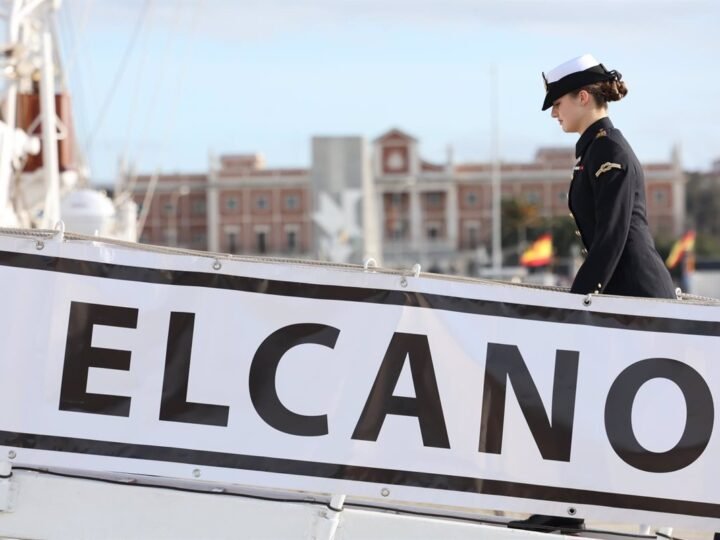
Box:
1 430 718 519
0 250 718 337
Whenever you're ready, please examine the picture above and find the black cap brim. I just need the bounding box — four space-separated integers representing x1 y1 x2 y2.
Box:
542 66 615 110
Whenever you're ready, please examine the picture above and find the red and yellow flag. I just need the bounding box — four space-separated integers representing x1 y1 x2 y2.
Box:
665 230 696 269
520 233 553 267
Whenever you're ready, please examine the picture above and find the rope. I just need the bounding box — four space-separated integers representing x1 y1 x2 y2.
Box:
1 226 718 307
84 0 152 155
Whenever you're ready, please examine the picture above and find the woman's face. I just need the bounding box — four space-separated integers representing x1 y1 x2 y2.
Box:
550 92 586 133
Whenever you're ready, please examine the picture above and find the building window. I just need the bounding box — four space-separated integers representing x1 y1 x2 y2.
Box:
192 200 206 215
426 222 441 240
193 232 207 248
391 193 402 207
466 192 478 206
557 191 567 202
285 195 299 210
654 190 667 204
467 226 479 249
226 197 238 211
163 229 175 244
224 226 240 253
385 148 407 172
388 220 407 240
287 230 297 252
525 191 541 205
256 196 269 210
227 232 238 254
256 231 267 253
426 192 443 208
163 202 174 215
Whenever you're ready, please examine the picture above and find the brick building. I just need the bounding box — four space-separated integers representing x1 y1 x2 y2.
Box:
208 154 311 256
131 128 686 271
372 129 685 269
134 155 312 256
134 173 208 249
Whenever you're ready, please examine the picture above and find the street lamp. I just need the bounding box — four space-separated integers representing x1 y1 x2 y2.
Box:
168 185 190 247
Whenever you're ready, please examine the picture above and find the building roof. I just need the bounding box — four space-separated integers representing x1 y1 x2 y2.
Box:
135 173 208 183
217 168 308 179
421 160 445 172
220 154 265 171
374 128 418 144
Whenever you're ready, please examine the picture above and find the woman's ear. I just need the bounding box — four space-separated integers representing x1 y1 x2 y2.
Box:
578 89 591 107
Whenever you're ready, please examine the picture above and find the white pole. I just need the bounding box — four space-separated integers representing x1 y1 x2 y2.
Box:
40 23 61 228
168 185 189 247
0 84 19 222
168 191 179 247
0 1 24 220
362 138 382 265
490 65 502 272
136 168 160 238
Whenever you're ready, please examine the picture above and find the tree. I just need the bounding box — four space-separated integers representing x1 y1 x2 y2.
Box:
686 170 720 257
501 198 580 257
501 198 538 249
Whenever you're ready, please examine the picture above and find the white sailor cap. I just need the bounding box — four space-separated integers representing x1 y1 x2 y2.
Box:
541 54 621 111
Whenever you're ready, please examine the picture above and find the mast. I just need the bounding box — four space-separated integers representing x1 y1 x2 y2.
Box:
490 65 502 272
0 0 63 228
0 1 23 222
39 16 60 228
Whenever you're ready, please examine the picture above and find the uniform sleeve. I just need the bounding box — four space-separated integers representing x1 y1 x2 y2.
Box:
571 138 634 295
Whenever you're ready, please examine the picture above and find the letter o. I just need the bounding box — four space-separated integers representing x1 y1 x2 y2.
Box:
605 358 713 473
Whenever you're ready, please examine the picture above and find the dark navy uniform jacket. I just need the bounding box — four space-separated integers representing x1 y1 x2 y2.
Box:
569 117 675 298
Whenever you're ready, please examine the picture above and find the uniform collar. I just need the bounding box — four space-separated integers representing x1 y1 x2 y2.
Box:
575 116 614 158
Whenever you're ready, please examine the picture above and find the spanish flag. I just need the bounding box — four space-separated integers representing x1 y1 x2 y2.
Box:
520 233 553 267
665 230 696 270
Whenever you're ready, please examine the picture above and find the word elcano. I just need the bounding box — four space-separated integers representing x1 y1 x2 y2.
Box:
59 301 713 474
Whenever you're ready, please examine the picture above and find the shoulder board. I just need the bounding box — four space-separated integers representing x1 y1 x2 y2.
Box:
595 162 623 178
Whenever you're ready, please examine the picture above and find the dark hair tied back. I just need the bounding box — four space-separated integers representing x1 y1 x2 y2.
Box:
598 79 628 102
576 78 628 107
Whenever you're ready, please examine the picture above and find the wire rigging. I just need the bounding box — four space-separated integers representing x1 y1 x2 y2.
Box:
84 0 152 156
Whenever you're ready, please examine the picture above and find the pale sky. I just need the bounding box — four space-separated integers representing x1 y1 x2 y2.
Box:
49 0 720 183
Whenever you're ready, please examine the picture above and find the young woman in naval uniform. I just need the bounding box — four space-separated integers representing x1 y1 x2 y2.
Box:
506 55 677 534
542 54 675 299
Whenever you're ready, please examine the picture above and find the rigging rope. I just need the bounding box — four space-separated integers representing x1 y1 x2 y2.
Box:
84 0 152 156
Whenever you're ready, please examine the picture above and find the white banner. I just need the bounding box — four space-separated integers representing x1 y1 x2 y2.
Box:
0 232 718 529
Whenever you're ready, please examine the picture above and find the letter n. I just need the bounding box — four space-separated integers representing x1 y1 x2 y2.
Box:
478 343 579 461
